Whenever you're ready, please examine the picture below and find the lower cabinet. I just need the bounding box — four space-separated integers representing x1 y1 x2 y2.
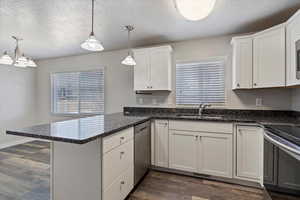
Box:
236 125 263 181
169 130 233 178
169 130 198 172
103 166 134 200
199 132 233 178
154 120 169 168
102 127 134 200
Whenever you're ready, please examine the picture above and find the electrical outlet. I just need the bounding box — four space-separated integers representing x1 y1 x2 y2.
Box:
138 98 143 104
256 98 263 106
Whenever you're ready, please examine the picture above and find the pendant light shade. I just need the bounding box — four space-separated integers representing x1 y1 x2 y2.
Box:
174 0 216 21
0 51 13 65
122 55 136 66
81 0 104 52
81 32 104 51
27 58 37 67
122 25 136 66
14 54 28 68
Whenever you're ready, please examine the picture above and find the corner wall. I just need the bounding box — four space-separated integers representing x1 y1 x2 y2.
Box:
0 65 37 148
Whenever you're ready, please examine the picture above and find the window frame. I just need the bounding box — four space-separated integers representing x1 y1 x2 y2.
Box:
50 68 105 116
175 57 227 107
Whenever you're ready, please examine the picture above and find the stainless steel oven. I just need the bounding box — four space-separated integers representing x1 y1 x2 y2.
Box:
264 125 300 198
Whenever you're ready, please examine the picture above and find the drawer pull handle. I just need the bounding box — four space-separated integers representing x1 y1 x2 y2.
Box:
120 137 125 140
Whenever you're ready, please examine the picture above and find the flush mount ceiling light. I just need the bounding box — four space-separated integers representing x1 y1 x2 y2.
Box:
0 36 37 68
121 25 136 66
81 0 104 52
174 0 216 21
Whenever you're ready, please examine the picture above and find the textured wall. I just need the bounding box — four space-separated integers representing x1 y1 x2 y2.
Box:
0 65 37 147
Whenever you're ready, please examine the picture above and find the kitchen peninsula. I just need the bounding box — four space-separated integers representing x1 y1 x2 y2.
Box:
7 113 150 200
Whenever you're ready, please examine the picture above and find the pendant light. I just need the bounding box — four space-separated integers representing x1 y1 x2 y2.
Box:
0 51 13 65
0 36 37 68
81 0 104 51
122 25 136 66
174 0 216 21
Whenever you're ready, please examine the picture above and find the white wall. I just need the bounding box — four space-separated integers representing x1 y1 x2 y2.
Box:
136 35 292 110
0 65 37 147
36 50 136 123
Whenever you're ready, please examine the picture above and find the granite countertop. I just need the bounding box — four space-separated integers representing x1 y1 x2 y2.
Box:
6 113 150 144
7 108 300 145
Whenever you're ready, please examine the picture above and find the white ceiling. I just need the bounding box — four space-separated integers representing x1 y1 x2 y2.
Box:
1 0 300 59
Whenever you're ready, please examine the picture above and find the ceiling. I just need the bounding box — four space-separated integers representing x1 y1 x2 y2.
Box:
1 0 300 59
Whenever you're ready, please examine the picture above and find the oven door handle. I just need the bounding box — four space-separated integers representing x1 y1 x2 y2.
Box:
264 130 300 160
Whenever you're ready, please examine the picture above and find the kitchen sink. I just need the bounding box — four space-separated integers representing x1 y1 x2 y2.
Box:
176 114 224 120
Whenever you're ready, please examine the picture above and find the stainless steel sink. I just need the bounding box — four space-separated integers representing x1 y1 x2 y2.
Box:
176 114 224 120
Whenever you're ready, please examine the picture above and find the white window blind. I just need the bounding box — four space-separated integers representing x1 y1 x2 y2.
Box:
51 70 104 115
176 60 225 105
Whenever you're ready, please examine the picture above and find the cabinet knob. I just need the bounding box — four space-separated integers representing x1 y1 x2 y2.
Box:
254 83 257 86
120 181 125 185
237 83 240 87
195 136 198 140
120 136 125 140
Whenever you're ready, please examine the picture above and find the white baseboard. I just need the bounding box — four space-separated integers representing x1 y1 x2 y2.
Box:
0 138 36 149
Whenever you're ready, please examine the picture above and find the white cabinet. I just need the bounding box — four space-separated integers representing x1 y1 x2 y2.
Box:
102 128 134 200
169 130 198 172
168 121 233 178
199 133 233 178
133 45 172 91
154 120 169 168
253 24 286 88
231 35 253 89
236 125 263 181
286 10 300 86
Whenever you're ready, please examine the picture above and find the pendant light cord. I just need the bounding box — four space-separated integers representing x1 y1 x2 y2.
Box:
91 0 95 35
128 29 131 55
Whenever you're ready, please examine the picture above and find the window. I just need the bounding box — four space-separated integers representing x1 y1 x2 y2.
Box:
51 70 104 115
176 60 225 105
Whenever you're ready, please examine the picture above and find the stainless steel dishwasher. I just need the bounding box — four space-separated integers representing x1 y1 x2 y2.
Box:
134 121 151 186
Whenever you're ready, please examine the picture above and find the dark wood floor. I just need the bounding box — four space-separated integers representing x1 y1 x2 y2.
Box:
0 141 50 200
0 141 298 200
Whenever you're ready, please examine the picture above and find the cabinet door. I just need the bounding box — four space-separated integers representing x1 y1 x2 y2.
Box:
286 11 300 86
133 49 150 90
169 130 198 172
149 47 172 90
253 24 286 88
278 149 300 191
236 126 263 180
232 36 253 89
154 120 169 168
198 132 233 178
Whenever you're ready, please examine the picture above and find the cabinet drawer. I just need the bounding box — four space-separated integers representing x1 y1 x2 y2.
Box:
103 140 134 190
103 166 134 200
103 127 134 154
169 120 233 134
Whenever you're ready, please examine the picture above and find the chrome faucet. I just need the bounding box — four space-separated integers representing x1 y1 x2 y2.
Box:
198 104 211 116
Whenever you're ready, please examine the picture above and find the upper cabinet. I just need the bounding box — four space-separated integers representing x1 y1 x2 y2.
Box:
231 35 253 89
286 10 300 86
133 45 172 91
232 24 286 90
253 24 286 88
